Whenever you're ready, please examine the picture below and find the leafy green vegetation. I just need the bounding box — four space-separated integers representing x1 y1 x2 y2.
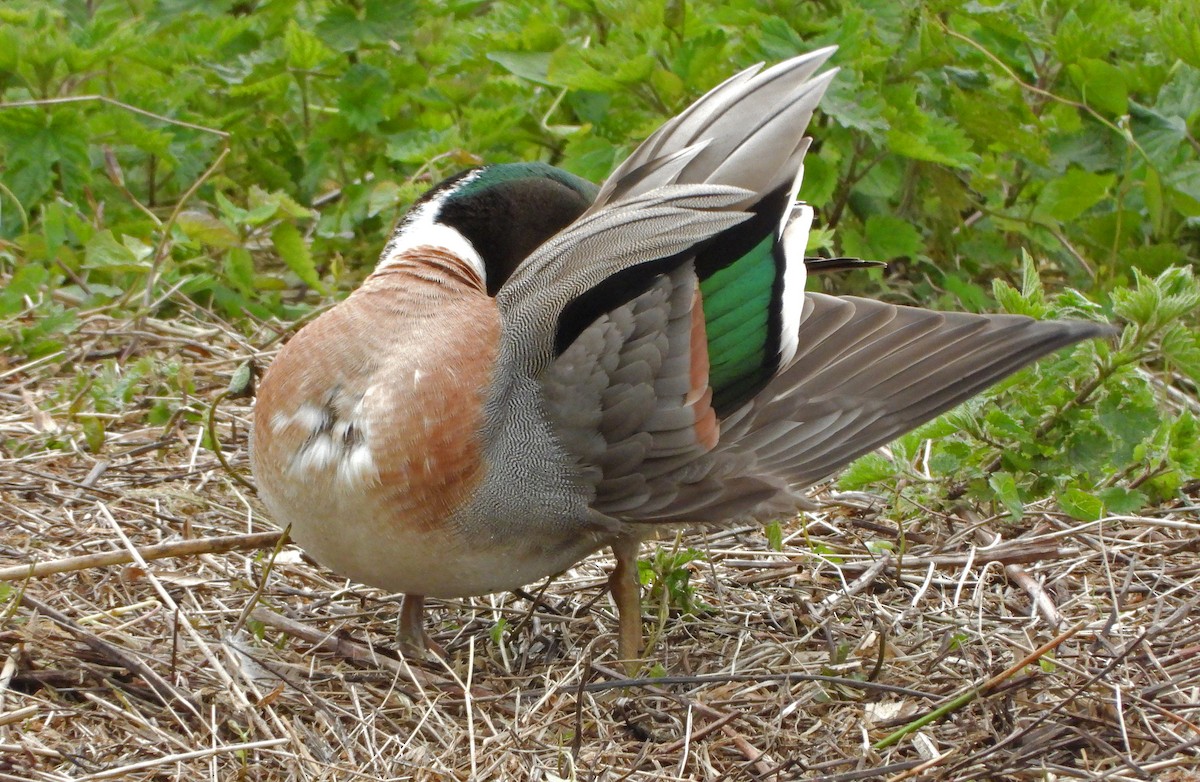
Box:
638 544 710 617
2 0 1197 521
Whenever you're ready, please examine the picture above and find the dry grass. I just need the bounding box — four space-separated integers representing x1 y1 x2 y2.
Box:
2 300 1199 781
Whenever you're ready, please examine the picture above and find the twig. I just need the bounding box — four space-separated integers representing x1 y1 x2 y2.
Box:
232 525 292 634
207 387 258 493
0 95 230 139
577 669 934 699
811 553 891 620
142 146 231 311
950 626 1156 777
974 527 1063 628
77 738 287 781
0 531 283 581
726 540 1077 574
16 592 199 714
590 662 775 776
873 619 1088 749
661 709 739 754
248 606 493 699
0 705 39 726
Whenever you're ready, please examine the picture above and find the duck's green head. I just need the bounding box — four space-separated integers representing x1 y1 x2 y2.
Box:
381 162 599 295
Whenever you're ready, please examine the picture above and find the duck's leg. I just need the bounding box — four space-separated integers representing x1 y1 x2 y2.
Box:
399 593 428 652
609 538 643 667
399 593 448 657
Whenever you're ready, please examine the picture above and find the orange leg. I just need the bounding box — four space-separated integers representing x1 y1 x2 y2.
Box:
609 538 643 669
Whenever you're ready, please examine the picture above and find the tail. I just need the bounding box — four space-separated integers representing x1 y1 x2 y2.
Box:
720 293 1117 488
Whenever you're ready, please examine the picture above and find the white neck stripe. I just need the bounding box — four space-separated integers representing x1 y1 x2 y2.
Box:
376 170 488 282
378 221 486 279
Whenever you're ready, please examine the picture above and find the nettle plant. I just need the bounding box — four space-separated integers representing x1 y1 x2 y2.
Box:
839 260 1200 524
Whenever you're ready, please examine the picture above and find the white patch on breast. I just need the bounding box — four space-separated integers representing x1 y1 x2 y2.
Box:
296 434 337 471
272 403 326 434
283 393 379 490
337 444 379 488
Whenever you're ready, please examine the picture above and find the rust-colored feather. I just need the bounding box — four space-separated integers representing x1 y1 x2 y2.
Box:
252 248 500 586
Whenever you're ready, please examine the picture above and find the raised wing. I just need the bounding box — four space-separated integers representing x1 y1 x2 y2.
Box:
544 290 1112 525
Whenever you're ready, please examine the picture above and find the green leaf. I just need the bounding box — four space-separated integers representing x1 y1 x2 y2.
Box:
1019 251 1047 301
1168 412 1200 477
943 274 990 312
224 247 255 293
547 48 655 92
928 440 972 475
337 64 393 132
984 408 1031 442
841 215 922 261
271 223 324 293
988 472 1024 521
1067 59 1129 115
489 617 507 645
992 251 1050 318
1097 487 1147 516
1165 161 1200 217
84 230 144 272
0 263 50 315
177 211 240 249
367 180 401 218
1111 269 1161 324
228 361 255 398
285 20 333 70
1058 487 1104 522
317 0 415 51
764 520 783 552
887 114 977 169
215 192 249 225
838 453 896 491
560 134 619 183
1158 0 1200 68
1120 244 1186 276
488 51 554 86
865 539 894 556
80 416 106 453
1035 168 1116 223
255 188 313 221
1161 324 1200 385
798 154 838 206
1065 425 1116 474
993 279 1029 317
822 76 889 135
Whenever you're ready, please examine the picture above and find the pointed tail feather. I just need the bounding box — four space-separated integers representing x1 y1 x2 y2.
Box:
722 293 1116 488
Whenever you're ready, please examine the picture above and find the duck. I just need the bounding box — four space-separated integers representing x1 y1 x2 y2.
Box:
250 46 1110 664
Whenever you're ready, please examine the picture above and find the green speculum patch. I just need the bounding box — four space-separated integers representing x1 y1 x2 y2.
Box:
700 234 776 412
